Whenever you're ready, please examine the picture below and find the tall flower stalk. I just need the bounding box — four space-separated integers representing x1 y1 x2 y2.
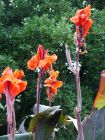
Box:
66 5 93 140
0 67 27 140
27 45 57 114
27 45 58 140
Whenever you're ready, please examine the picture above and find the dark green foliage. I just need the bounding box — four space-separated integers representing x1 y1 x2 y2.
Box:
93 0 105 9
0 107 6 135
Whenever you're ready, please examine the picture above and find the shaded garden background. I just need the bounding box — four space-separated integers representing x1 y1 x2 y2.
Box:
0 0 105 139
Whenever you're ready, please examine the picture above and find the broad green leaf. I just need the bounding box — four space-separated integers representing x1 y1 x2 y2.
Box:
0 133 33 140
78 107 105 140
28 106 62 140
18 104 77 140
93 71 105 109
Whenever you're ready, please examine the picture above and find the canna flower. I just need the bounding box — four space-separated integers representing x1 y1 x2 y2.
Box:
70 4 93 38
0 67 27 97
27 45 57 71
44 70 63 100
0 67 27 140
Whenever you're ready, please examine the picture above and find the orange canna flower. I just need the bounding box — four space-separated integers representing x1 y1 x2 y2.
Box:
70 5 91 25
0 67 27 131
70 5 93 38
27 45 57 71
0 67 27 97
44 70 63 100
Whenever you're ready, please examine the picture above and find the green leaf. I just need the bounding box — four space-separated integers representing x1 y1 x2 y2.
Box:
80 107 105 140
0 133 33 140
28 106 62 140
18 105 52 133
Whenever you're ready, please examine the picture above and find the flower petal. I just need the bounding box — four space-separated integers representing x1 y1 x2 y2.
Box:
46 54 57 64
27 55 39 70
82 19 93 38
84 4 91 17
38 60 48 69
53 81 63 88
14 69 24 79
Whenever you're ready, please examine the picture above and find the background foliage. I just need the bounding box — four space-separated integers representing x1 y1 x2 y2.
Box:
0 0 105 139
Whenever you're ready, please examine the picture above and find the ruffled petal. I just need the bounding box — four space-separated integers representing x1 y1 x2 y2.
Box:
82 19 93 38
53 81 63 88
14 69 24 79
27 55 39 70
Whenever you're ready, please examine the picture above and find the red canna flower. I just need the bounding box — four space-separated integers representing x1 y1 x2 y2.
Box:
70 5 93 38
0 67 27 140
44 70 63 100
27 45 57 71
